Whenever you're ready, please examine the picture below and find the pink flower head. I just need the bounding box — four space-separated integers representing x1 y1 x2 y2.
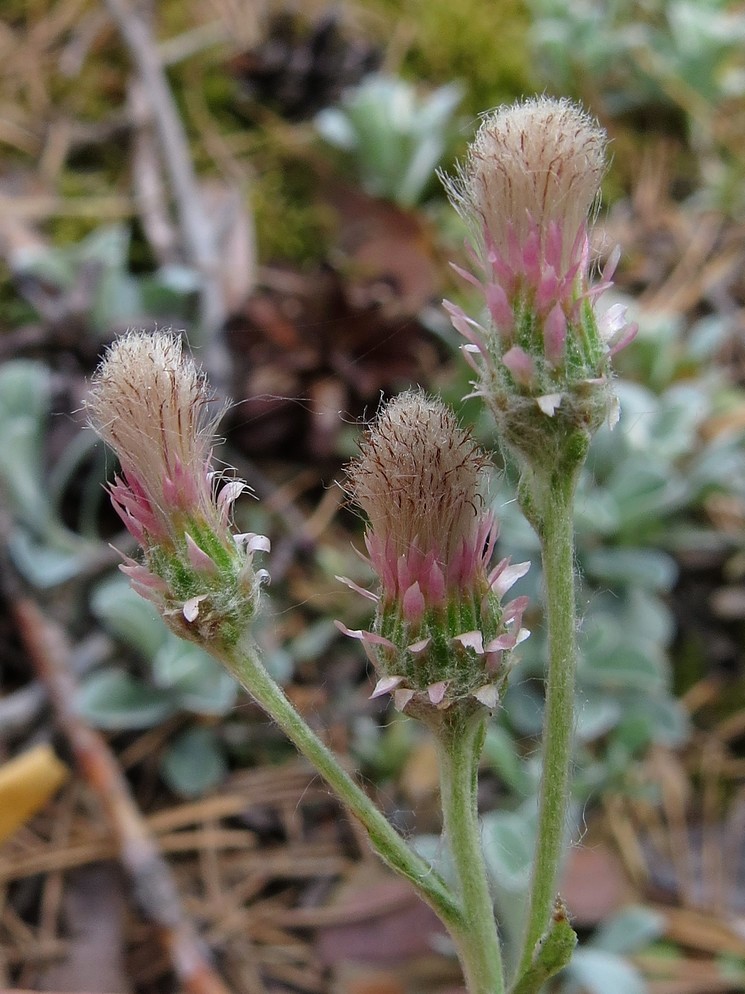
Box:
337 393 529 719
86 331 269 646
441 97 635 427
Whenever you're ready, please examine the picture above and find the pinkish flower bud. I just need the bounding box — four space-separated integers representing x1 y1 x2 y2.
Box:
453 99 605 273
441 98 636 463
337 392 529 723
86 331 269 647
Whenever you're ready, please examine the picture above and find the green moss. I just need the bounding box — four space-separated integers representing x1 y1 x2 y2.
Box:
360 0 533 118
250 145 334 265
4 0 534 282
44 170 120 249
158 0 201 37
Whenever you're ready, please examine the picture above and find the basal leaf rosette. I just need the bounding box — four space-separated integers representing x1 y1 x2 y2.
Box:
337 393 529 725
86 331 269 649
441 97 637 467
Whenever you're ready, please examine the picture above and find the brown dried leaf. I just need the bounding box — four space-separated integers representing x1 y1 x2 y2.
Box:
314 863 448 967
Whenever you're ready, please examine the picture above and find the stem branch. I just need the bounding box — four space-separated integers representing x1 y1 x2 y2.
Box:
516 473 578 979
437 710 505 994
220 640 463 933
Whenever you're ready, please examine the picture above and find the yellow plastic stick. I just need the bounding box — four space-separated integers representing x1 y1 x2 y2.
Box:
0 743 69 842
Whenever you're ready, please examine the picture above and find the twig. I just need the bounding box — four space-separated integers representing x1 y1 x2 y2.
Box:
102 0 229 381
0 193 134 220
158 20 231 66
1 545 233 994
128 79 179 266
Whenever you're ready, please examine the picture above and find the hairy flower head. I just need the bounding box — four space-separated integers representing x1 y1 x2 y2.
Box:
87 331 269 647
442 97 636 465
337 393 529 721
349 392 490 599
447 96 606 270
88 332 221 540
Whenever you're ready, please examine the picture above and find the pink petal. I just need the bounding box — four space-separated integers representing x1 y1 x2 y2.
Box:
397 549 418 597
449 261 483 289
522 227 541 283
110 501 145 543
461 343 484 374
503 595 530 624
474 684 499 709
491 560 530 598
502 346 536 387
218 480 248 512
118 558 168 604
479 513 500 561
485 282 514 332
544 304 567 365
601 244 621 283
394 688 415 711
423 561 446 605
119 560 167 590
609 321 638 356
427 681 448 705
127 580 166 605
466 237 486 271
443 299 489 354
235 532 271 554
536 268 560 313
370 675 404 699
545 220 564 271
490 244 515 288
403 581 426 622
333 620 396 650
485 633 517 652
407 637 432 654
335 574 379 603
186 533 218 574
453 631 484 654
600 302 630 340
162 474 179 508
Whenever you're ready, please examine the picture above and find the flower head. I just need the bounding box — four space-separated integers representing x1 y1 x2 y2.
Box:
337 392 529 721
442 97 636 458
351 393 491 605
87 331 269 646
448 97 606 278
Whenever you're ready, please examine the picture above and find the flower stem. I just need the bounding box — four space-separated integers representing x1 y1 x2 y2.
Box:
515 471 578 981
436 709 505 994
218 639 463 934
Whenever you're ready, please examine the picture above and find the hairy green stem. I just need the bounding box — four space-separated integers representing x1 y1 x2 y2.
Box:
218 640 463 934
437 709 505 994
515 473 578 981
